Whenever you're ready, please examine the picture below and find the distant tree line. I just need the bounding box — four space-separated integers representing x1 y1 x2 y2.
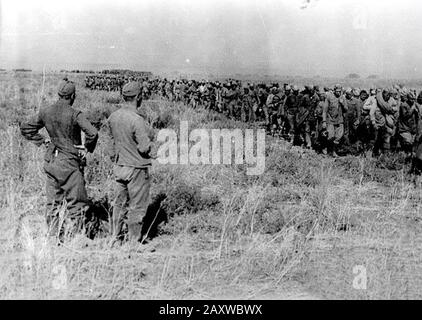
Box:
61 70 96 74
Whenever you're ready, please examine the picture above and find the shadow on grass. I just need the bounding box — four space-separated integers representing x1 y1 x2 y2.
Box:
84 193 168 241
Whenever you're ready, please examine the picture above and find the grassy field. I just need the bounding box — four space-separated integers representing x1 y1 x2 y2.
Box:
1 72 422 299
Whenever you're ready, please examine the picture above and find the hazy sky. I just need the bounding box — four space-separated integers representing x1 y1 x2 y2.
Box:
1 0 422 78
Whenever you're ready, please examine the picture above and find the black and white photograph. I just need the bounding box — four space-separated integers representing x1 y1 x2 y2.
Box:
1 0 422 303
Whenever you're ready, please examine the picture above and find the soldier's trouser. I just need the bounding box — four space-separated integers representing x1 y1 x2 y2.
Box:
327 123 344 144
241 105 255 122
250 104 257 122
357 120 371 151
228 100 237 117
398 131 415 153
286 113 296 136
343 119 351 145
262 106 269 125
241 105 247 122
315 124 328 152
112 166 150 243
271 113 281 132
203 100 211 110
296 121 312 147
369 126 391 154
327 123 344 153
44 156 89 238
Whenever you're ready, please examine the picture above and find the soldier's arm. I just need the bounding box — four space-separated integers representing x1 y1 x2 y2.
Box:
20 112 47 147
105 118 117 162
134 117 153 158
76 112 99 153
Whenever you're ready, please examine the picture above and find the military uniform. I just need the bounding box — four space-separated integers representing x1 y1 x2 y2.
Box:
364 91 395 155
241 88 255 122
415 93 422 143
397 93 418 153
295 89 316 148
20 80 98 239
314 94 327 152
107 82 154 243
264 88 282 132
222 84 238 118
322 88 347 155
256 85 268 121
284 90 300 139
344 94 361 148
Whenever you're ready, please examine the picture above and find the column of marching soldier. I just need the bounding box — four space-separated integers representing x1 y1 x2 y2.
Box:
19 76 422 246
86 74 422 159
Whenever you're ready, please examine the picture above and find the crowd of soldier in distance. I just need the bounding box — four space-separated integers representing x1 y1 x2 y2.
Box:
85 74 422 159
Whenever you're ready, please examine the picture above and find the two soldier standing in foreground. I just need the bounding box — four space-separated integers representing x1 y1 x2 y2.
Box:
20 79 154 246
